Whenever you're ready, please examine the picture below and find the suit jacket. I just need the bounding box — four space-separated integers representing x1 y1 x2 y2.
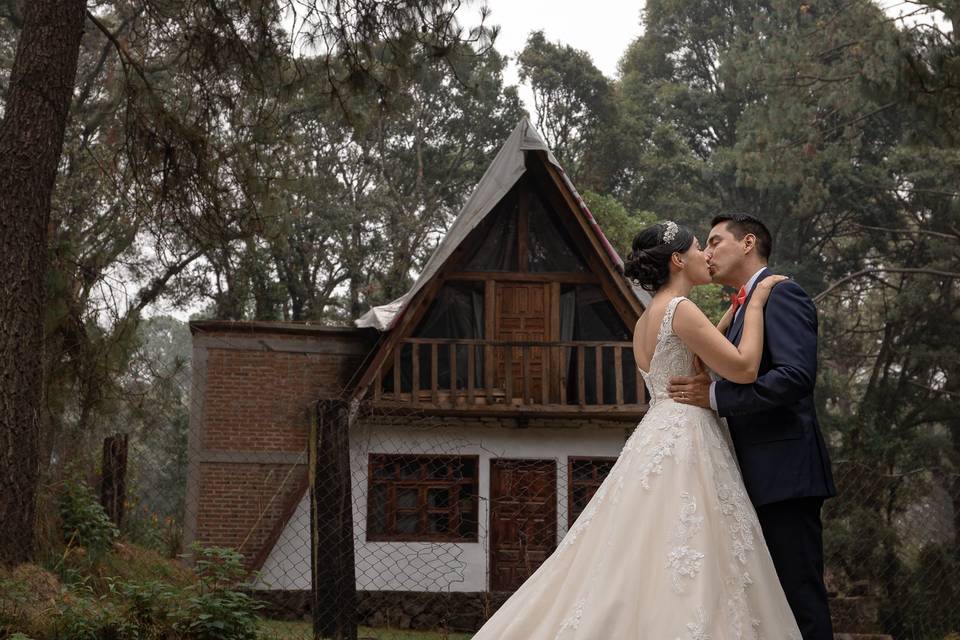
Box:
714 267 837 507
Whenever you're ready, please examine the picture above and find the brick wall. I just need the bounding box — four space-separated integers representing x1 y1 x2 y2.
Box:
203 346 347 452
184 322 375 567
194 461 307 555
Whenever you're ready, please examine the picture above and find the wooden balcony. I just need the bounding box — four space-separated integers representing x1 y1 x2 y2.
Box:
369 338 648 419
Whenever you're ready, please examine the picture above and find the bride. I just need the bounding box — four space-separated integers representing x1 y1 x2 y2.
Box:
471 221 802 639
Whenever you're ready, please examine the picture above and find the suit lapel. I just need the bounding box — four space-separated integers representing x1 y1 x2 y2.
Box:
728 267 770 345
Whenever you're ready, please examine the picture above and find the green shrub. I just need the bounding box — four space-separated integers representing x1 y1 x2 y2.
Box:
57 480 119 555
181 544 260 640
192 544 249 590
53 593 133 640
111 578 178 632
1 543 258 640
0 573 30 628
110 545 259 640
179 588 259 640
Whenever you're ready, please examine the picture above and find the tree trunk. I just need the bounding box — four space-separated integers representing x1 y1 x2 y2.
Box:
0 0 86 566
310 399 357 640
100 433 129 528
348 219 362 318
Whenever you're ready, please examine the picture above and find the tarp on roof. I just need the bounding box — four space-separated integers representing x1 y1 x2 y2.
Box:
355 117 651 331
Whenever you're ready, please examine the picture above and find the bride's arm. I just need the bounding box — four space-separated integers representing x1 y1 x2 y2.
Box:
672 277 787 384
716 304 735 334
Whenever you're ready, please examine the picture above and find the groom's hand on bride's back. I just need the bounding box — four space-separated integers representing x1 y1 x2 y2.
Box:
667 371 712 408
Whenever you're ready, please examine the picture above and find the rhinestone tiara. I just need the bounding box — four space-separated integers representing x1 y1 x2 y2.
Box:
661 220 679 244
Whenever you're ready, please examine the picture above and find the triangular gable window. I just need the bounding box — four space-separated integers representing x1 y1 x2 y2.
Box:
461 180 589 273
528 189 588 272
462 188 518 272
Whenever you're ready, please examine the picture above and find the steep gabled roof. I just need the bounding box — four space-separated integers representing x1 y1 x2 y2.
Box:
355 117 650 331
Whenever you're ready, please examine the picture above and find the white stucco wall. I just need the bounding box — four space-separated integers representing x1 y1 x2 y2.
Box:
255 420 629 592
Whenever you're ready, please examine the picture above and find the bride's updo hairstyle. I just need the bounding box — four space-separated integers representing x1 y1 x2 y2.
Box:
624 221 695 292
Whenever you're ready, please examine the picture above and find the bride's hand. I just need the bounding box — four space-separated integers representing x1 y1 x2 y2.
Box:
749 275 790 306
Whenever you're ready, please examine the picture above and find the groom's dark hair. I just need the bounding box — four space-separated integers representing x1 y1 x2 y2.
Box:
710 212 772 261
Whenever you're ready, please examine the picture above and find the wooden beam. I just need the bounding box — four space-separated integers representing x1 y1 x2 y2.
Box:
411 343 419 407
595 346 603 406
577 345 585 407
449 343 457 406
367 401 648 418
550 281 561 404
403 338 631 347
522 344 530 404
542 344 550 405
393 348 401 400
431 343 439 405
504 342 513 404
485 280 495 394
559 345 568 406
614 346 624 405
467 344 476 404
446 271 596 284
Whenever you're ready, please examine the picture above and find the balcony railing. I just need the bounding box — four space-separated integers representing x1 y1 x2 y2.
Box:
370 338 648 416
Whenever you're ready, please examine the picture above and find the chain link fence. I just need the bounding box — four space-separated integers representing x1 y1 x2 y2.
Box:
2 323 957 640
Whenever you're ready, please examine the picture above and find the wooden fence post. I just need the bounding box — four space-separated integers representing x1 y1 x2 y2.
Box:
100 433 129 528
311 398 357 640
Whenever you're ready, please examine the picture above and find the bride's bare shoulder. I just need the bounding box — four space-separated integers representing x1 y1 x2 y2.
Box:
671 297 711 330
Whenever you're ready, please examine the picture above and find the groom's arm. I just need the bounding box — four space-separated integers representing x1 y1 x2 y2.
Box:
713 281 818 417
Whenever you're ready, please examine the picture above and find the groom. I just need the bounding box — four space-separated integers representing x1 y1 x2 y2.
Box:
667 213 837 640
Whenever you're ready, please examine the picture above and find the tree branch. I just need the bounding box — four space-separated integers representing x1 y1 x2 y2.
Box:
132 249 205 315
854 224 959 240
814 267 960 303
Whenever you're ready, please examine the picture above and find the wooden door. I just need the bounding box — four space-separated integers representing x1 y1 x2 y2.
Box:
489 458 557 592
494 282 550 401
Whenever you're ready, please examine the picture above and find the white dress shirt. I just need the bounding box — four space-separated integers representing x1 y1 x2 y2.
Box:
708 267 767 411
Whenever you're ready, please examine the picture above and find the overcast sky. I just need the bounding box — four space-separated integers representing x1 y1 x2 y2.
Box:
462 1 646 111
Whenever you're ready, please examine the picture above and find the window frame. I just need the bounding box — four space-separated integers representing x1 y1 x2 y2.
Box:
567 456 617 528
366 454 480 543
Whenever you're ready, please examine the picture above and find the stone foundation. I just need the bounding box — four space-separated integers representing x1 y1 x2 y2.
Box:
254 590 510 632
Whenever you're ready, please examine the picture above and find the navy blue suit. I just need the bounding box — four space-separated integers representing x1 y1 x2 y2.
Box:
714 267 836 640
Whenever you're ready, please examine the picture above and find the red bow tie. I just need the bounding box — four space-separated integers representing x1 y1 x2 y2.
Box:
730 285 747 313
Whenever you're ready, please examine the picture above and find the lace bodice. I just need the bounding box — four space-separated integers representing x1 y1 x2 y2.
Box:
638 296 695 405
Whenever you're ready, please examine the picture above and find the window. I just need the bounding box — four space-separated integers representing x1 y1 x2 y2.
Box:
367 455 479 542
381 282 486 395
561 284 639 405
568 457 616 527
462 187 518 271
527 188 588 272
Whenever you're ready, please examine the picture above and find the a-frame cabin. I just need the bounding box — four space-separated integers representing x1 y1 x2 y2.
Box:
186 119 652 627
354 117 650 416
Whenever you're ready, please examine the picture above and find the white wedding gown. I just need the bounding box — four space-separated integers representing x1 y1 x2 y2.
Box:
472 297 802 639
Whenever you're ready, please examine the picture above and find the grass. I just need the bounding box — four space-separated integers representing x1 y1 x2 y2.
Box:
257 619 474 640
